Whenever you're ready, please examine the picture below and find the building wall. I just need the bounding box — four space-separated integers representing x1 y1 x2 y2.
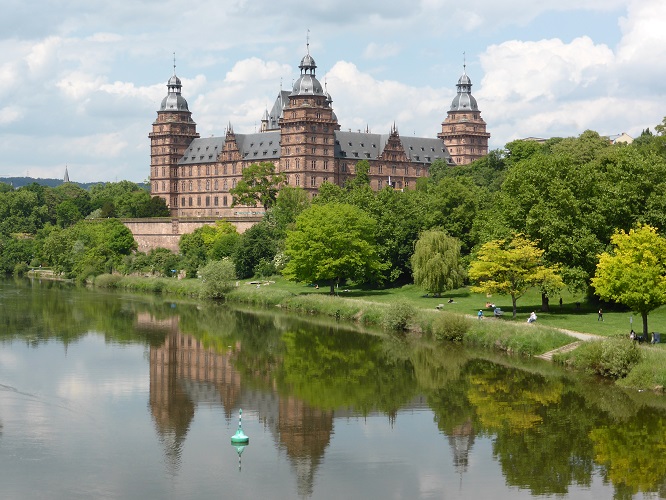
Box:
122 216 262 253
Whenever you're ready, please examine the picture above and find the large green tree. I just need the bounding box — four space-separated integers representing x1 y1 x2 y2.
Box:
282 203 386 293
411 229 465 296
230 161 286 210
592 224 666 336
468 234 563 318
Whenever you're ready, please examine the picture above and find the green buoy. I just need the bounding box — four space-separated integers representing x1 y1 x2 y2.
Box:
231 409 249 445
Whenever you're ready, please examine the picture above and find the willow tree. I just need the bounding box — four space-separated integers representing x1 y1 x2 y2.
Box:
411 230 465 296
592 224 666 336
468 234 563 318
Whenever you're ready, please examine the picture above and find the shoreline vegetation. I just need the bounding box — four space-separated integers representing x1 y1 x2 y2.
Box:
30 270 665 394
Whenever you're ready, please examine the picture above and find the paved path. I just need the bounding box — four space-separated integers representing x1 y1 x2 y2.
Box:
536 329 604 361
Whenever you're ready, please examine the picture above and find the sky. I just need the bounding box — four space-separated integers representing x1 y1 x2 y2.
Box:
1 0 665 183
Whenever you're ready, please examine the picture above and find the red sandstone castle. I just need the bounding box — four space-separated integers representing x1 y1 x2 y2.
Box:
149 47 490 217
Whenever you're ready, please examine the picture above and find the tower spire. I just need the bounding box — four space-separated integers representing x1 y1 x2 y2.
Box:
173 52 176 76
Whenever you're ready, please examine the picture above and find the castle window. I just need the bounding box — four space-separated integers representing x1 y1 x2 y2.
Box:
324 160 328 170
161 181 165 191
312 148 316 154
285 159 290 170
378 179 383 189
223 180 228 190
189 181 193 190
295 174 300 186
223 165 228 174
189 197 193 206
182 197 185 206
310 176 316 187
214 180 218 190
223 196 228 206
232 179 237 188
296 159 300 169
341 163 347 173
311 160 316 169
197 196 201 206
206 180 210 191
392 165 396 174
206 166 210 175
378 165 383 174
205 196 210 207
214 197 218 206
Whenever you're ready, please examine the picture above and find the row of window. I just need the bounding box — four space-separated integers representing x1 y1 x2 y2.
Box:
175 195 229 208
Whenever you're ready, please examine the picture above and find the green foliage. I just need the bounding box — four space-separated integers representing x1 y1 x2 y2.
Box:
233 221 278 279
468 234 563 317
230 161 286 209
38 219 137 280
199 259 237 299
411 229 465 294
266 186 310 237
283 203 387 292
592 224 666 335
559 338 642 379
431 312 470 342
381 301 415 332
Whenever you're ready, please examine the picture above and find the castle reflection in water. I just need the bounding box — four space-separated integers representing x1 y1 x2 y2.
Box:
139 312 473 496
142 312 333 496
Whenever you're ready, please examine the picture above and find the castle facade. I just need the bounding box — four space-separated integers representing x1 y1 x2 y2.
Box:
149 48 489 217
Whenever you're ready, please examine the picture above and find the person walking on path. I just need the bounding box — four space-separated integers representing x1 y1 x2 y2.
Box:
598 308 603 321
477 309 483 320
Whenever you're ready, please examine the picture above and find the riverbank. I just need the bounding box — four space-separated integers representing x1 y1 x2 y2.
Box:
85 273 666 392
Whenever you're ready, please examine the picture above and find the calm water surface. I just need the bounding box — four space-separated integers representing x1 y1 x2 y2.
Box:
1 279 665 499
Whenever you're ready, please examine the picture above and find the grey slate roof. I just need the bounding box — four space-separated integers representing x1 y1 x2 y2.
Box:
178 137 227 164
334 130 452 164
178 130 450 165
236 131 281 161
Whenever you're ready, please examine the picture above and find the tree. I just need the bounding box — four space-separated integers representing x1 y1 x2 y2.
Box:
199 259 237 299
232 221 278 279
411 230 465 295
468 234 563 318
267 186 310 237
282 203 387 294
230 161 286 210
592 224 666 336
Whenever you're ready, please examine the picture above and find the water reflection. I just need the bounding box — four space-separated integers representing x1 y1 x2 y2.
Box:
3 278 666 498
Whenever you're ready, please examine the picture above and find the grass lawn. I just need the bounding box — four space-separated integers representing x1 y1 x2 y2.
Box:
247 276 666 339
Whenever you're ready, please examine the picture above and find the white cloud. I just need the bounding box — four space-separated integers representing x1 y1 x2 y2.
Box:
0 106 23 125
363 42 401 60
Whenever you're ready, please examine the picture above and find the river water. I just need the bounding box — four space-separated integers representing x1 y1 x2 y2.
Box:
1 278 665 499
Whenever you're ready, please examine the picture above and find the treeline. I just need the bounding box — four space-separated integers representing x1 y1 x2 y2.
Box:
0 180 168 275
4 125 666 306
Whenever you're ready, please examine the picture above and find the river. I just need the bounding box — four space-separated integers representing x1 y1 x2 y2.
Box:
0 278 664 499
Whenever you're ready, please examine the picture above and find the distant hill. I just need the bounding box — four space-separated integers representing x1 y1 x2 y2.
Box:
0 177 148 190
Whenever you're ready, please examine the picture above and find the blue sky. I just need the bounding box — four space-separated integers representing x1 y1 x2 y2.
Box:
1 0 664 183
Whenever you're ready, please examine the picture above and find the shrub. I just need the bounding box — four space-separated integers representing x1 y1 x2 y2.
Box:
199 259 237 299
13 262 29 277
94 273 122 288
564 338 642 379
382 302 415 332
432 312 470 342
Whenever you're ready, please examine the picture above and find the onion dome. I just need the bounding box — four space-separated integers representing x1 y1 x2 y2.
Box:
291 48 325 97
450 67 478 112
160 70 189 111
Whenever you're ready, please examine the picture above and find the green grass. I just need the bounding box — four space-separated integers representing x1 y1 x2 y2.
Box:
226 277 666 338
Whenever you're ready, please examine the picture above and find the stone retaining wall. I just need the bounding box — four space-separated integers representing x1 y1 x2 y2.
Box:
122 216 261 253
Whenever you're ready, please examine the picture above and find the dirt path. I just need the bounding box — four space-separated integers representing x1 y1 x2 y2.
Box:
535 329 604 361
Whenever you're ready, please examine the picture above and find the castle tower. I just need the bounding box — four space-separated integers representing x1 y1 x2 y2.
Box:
279 43 339 194
438 65 490 165
149 59 199 212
